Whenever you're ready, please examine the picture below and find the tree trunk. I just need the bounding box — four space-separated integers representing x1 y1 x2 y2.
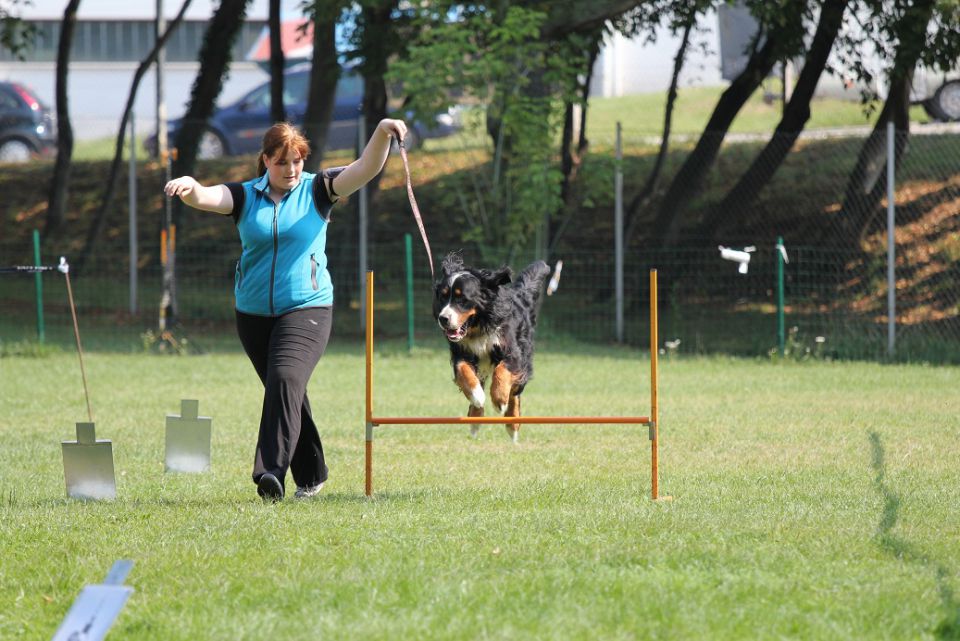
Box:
652 33 780 245
842 0 935 241
702 0 848 240
358 0 398 198
303 1 340 173
75 0 193 276
172 0 251 186
549 34 600 253
43 0 81 239
623 17 694 246
269 0 286 123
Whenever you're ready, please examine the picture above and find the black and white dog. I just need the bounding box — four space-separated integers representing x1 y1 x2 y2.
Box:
433 252 551 442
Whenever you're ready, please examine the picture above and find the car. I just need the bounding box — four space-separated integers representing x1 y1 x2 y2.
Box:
148 67 460 159
0 81 57 163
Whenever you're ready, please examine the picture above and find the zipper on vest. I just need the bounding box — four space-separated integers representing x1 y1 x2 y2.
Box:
269 201 279 315
310 253 319 290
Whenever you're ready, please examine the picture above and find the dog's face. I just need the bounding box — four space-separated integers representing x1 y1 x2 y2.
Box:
433 253 510 343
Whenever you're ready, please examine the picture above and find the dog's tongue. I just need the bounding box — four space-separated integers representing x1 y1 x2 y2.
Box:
445 326 466 341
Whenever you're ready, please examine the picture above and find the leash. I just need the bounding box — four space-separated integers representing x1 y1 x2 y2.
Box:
397 137 434 279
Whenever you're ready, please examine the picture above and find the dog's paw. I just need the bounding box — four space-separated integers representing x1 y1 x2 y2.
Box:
506 426 519 444
495 402 508 416
469 386 486 409
470 425 480 438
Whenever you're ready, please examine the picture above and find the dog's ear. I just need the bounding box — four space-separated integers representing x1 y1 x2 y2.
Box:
440 251 463 277
482 266 512 288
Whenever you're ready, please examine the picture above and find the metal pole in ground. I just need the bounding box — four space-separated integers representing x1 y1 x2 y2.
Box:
776 235 785 356
404 233 414 352
128 111 138 315
615 122 624 343
649 269 659 500
358 115 368 331
886 121 896 356
33 229 44 343
365 271 375 497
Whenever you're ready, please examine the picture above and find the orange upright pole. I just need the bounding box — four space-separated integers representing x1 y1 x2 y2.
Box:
365 271 374 497
650 269 659 500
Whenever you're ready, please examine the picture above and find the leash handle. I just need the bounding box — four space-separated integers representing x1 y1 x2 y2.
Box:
397 137 434 280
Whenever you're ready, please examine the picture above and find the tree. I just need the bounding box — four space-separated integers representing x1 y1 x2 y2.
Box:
840 0 942 241
269 0 286 123
622 0 711 246
75 0 193 275
171 0 252 187
650 0 810 245
391 1 647 262
163 0 251 328
44 0 81 239
0 0 37 60
348 0 404 197
702 0 850 240
301 0 344 173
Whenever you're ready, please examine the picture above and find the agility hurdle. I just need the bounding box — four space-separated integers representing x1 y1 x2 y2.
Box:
364 269 662 499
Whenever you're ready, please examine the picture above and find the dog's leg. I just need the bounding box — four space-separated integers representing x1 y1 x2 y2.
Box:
468 404 484 438
490 363 514 416
505 393 521 444
455 361 485 409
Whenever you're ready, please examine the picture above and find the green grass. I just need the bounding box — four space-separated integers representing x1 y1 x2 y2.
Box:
1 342 958 639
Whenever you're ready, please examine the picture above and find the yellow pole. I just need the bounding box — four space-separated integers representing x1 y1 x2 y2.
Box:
650 269 659 500
365 271 374 497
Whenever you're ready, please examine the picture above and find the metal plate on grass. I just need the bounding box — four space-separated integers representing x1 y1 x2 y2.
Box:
62 423 116 500
165 399 212 473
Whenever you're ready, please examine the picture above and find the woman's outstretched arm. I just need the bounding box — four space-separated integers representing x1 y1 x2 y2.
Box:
164 176 234 215
328 118 408 199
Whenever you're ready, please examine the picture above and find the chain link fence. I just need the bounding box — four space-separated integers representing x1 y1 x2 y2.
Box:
2 126 958 362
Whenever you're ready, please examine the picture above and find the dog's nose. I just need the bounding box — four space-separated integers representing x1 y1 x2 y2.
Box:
438 314 452 328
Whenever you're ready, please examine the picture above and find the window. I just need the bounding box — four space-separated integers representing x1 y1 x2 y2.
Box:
0 20 267 63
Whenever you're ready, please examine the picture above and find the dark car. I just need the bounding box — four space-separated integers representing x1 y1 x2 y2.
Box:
0 81 56 163
149 67 460 159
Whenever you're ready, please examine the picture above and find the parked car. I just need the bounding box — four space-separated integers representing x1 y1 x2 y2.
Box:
0 81 56 163
148 67 460 159
915 69 960 122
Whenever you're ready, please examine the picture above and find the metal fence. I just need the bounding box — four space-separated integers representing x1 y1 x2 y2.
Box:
2 125 958 362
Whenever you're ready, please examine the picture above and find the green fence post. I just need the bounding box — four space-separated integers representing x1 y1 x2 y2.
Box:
33 229 45 343
776 236 785 356
404 233 414 352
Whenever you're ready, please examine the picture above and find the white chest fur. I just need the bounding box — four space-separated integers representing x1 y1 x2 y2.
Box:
461 331 502 381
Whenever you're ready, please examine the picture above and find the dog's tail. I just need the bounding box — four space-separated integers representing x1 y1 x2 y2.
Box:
516 260 551 323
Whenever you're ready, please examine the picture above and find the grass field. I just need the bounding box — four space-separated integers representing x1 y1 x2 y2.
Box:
1 340 958 640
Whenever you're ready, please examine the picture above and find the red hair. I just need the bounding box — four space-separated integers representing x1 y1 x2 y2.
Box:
257 122 311 175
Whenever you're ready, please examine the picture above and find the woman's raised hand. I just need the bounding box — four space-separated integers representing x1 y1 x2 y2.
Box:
164 176 199 199
377 118 408 144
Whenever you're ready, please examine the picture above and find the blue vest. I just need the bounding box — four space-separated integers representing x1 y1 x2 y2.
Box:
233 171 335 315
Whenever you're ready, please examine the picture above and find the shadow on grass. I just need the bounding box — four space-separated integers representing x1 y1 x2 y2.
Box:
869 431 960 639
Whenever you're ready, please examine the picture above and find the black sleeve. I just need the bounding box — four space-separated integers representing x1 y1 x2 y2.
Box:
312 167 348 220
225 182 245 224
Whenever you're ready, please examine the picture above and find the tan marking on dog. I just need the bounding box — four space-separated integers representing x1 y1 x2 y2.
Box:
455 361 483 406
490 362 514 415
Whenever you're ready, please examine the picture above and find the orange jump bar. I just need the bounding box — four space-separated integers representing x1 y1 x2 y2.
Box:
371 416 650 425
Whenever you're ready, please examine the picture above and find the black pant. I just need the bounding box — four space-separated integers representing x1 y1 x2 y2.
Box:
235 306 332 489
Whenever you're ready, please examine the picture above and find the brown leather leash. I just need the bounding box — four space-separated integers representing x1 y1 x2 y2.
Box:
397 138 434 280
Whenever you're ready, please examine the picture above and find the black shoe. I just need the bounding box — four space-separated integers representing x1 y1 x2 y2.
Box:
257 473 284 503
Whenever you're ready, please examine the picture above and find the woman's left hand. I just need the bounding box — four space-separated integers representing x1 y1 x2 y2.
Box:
378 118 408 143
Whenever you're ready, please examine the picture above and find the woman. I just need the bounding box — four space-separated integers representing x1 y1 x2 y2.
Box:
164 118 408 501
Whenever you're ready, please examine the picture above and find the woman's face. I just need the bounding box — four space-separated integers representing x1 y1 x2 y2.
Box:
263 148 304 192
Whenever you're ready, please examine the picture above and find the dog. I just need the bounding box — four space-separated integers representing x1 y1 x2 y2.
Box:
433 252 551 442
